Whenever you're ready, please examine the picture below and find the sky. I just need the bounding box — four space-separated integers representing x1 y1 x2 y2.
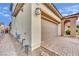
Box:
54 3 79 24
0 3 11 27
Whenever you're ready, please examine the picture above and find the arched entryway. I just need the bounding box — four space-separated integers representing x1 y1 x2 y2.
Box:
61 14 79 37
64 20 71 36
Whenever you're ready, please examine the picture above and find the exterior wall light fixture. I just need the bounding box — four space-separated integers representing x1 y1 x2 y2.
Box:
35 7 41 15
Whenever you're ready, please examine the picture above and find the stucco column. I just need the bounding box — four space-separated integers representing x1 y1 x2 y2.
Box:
58 24 61 36
61 20 65 36
31 3 41 51
70 17 77 37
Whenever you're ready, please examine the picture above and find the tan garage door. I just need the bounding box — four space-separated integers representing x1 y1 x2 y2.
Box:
42 19 58 41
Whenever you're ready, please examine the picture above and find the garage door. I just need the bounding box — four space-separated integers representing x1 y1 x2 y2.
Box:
42 19 58 41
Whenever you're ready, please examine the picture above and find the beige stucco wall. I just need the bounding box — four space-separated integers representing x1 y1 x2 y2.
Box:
11 3 41 51
31 3 41 51
11 4 31 49
58 24 61 36
15 4 31 46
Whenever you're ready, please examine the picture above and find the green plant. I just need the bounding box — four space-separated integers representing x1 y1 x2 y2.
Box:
76 25 79 29
65 29 71 35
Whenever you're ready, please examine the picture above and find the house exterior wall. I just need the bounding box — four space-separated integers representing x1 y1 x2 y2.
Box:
58 24 61 36
11 3 62 51
31 3 41 51
11 3 41 51
15 4 31 46
11 4 31 51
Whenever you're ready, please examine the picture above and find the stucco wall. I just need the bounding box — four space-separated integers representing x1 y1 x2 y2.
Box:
11 3 41 51
11 4 31 48
15 4 31 46
31 3 41 51
58 24 61 36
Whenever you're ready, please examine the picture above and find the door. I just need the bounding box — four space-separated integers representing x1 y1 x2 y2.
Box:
41 19 58 41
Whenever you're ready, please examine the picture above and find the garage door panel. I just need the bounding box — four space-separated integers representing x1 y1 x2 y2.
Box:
42 19 58 41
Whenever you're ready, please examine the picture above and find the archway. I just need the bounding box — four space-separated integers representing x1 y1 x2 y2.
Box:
76 17 79 37
64 20 71 36
61 14 79 37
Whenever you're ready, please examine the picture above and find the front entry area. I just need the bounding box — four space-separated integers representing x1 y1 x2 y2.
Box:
61 14 79 37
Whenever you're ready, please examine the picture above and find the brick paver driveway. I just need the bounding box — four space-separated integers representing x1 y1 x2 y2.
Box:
42 36 79 56
1 33 79 56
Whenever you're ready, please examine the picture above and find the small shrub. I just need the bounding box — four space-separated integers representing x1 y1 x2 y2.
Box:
76 30 78 32
76 25 79 29
65 29 71 35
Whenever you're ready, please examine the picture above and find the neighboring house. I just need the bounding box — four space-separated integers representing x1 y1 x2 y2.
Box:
0 23 5 33
10 3 62 52
4 26 9 33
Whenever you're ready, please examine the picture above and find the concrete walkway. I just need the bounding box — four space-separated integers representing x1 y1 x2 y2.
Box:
0 33 17 56
0 33 27 56
41 37 79 56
